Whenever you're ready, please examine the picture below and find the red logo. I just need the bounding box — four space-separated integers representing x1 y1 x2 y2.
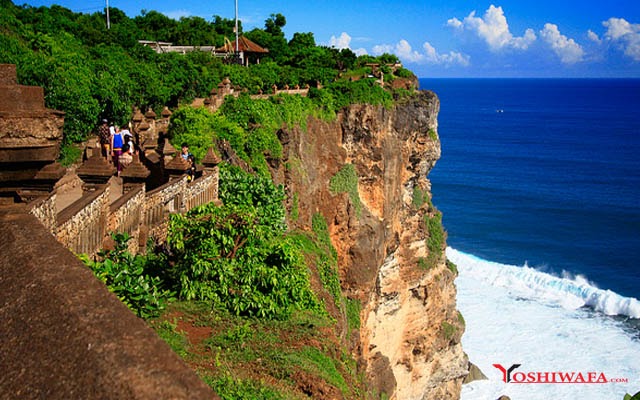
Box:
492 363 627 384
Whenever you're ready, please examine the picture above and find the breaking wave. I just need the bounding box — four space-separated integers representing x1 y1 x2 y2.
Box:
447 247 640 319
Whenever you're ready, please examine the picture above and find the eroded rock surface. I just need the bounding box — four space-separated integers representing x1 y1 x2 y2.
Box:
275 91 467 399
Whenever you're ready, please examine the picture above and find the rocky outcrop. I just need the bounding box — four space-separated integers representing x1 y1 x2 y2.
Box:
275 91 467 399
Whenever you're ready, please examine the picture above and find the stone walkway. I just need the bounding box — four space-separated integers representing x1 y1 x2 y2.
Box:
55 168 123 214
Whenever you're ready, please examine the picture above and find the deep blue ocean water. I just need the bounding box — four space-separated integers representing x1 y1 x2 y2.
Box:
418 78 640 398
419 78 640 299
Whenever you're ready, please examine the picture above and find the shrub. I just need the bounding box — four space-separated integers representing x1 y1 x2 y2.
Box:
412 186 430 209
167 168 321 319
446 259 458 276
80 233 174 319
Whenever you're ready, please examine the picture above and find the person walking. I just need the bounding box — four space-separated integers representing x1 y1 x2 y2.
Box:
111 126 124 175
97 119 111 160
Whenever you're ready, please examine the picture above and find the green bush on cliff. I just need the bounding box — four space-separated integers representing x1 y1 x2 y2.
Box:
311 213 342 307
324 78 393 110
167 167 321 319
419 211 445 271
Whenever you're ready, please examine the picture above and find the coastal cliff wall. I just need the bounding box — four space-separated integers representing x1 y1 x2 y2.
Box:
274 91 467 399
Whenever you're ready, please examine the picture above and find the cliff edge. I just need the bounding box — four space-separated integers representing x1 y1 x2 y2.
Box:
274 90 468 399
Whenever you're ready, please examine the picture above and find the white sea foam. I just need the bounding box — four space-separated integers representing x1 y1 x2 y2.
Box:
450 247 640 400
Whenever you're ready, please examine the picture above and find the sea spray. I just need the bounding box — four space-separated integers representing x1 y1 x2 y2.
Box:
451 247 640 400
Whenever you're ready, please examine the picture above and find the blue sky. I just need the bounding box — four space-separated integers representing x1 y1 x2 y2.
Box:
21 0 640 77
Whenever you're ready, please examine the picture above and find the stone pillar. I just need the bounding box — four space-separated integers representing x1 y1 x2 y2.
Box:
0 64 65 203
121 154 150 191
163 154 190 181
76 153 116 186
160 138 177 165
201 147 221 173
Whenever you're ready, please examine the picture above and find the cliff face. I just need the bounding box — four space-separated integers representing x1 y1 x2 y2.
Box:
274 90 467 399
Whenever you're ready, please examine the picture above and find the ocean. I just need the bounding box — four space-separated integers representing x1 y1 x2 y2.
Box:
419 78 640 400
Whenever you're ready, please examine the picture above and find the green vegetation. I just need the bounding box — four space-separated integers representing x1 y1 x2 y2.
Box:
329 164 362 216
624 391 640 400
80 233 174 318
154 319 190 359
446 259 459 276
311 213 342 307
457 311 465 327
7 3 434 397
441 321 457 341
147 301 367 400
289 192 299 222
412 185 431 209
167 166 320 319
0 0 414 157
58 142 83 166
423 211 445 270
346 298 362 332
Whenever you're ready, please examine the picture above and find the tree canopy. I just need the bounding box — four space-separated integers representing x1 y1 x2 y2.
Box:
0 0 413 147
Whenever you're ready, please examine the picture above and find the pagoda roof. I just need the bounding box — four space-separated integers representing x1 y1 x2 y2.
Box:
217 36 269 53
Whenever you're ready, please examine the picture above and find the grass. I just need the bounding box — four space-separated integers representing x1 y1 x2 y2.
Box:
58 142 83 166
446 259 458 276
150 298 367 400
346 298 361 331
329 164 362 217
151 319 190 359
441 321 457 341
420 211 445 271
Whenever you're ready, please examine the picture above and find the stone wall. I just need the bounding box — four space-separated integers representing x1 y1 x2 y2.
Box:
30 168 220 257
55 185 110 255
28 191 57 232
144 176 187 243
0 210 216 399
184 167 219 211
109 184 146 253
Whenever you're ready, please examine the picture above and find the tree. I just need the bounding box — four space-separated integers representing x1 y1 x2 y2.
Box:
265 13 286 36
134 10 177 42
212 15 240 44
246 13 289 63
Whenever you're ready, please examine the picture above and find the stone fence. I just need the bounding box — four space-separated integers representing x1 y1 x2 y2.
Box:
30 167 219 257
192 77 311 113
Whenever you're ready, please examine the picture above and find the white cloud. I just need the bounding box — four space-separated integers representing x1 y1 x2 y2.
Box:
326 32 368 55
353 48 368 56
372 44 393 55
372 39 469 67
603 17 640 61
395 40 425 63
540 23 584 64
587 30 602 44
447 17 463 30
329 32 352 50
162 9 191 20
423 42 470 66
448 5 536 51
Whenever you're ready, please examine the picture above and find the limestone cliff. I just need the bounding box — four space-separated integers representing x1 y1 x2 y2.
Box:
273 90 468 399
